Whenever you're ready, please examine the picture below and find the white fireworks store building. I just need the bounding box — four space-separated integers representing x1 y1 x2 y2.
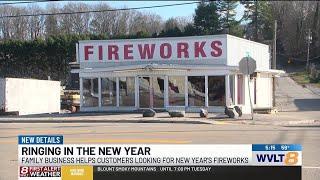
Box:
73 34 281 114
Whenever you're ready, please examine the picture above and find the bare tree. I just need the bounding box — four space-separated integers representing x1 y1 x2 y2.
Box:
145 13 163 35
164 18 179 31
60 3 91 35
90 2 113 35
45 4 60 37
0 6 29 40
271 1 318 57
175 16 193 31
0 1 193 40
111 9 129 36
28 5 45 39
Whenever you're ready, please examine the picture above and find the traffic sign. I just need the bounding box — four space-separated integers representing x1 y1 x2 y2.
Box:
239 57 257 75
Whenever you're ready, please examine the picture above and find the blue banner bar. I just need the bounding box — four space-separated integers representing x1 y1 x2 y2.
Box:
18 135 63 144
252 144 302 151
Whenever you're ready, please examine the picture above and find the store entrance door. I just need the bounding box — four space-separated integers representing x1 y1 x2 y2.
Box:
138 76 165 108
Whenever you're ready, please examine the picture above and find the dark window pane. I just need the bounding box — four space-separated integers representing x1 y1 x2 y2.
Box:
139 77 150 108
119 77 135 106
153 77 164 108
168 76 185 106
208 76 225 106
101 77 116 106
83 78 98 107
188 76 205 106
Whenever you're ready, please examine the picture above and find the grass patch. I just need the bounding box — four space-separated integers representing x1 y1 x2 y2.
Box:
290 71 320 88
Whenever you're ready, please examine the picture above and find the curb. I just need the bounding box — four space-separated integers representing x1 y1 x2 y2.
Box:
275 119 320 126
0 119 214 125
229 119 320 126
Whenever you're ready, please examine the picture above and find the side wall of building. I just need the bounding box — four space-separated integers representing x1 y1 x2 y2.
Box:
5 78 60 115
227 35 270 71
226 36 272 113
240 73 272 114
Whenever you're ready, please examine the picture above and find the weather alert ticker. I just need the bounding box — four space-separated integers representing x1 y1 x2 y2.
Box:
18 135 302 180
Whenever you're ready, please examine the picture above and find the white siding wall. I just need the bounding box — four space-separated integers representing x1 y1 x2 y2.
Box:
241 75 252 114
238 73 273 114
255 73 272 108
5 78 60 115
227 35 270 71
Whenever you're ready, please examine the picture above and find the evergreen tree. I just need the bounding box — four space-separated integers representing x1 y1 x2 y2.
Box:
216 0 244 37
193 2 220 35
241 0 273 41
183 23 197 36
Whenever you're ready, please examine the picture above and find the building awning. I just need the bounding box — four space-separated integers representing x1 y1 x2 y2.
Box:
71 64 239 74
256 69 285 75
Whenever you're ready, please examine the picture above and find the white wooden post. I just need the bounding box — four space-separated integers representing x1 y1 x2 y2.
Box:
234 74 238 105
80 77 83 109
116 77 119 107
98 77 101 108
225 75 231 107
185 76 188 107
164 76 169 107
135 76 139 108
205 75 209 107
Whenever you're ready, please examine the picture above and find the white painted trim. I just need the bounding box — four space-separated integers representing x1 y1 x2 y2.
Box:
150 77 153 108
135 76 139 108
185 76 188 107
80 77 83 109
234 74 238 105
98 77 101 108
164 76 169 107
205 75 208 107
79 34 228 43
116 77 119 107
225 75 231 106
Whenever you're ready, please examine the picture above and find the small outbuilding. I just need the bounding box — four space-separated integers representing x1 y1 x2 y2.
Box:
0 78 60 115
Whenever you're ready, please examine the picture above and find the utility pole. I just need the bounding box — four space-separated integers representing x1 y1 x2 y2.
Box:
272 20 277 108
254 0 258 41
306 29 312 70
272 20 277 69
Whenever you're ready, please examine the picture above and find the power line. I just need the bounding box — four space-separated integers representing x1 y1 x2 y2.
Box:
0 1 201 19
0 0 53 6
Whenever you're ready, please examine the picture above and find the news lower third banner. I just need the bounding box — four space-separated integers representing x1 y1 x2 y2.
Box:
18 135 302 180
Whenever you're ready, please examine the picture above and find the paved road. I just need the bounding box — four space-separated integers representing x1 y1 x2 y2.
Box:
0 122 319 180
275 75 320 112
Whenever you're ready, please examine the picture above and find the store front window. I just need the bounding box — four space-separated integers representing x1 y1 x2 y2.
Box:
208 76 225 106
119 77 135 106
83 78 99 107
152 77 165 108
188 76 205 106
139 76 164 108
168 76 185 106
101 77 117 106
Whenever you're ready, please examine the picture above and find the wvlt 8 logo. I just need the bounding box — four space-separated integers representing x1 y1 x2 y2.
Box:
256 152 299 165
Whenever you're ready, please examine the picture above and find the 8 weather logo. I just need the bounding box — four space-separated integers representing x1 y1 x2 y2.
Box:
255 152 299 165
